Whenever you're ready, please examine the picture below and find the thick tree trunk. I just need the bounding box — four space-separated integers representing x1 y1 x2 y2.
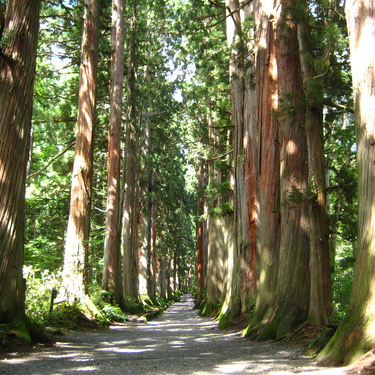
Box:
195 159 206 306
297 21 331 327
150 203 158 299
160 258 167 300
122 4 139 300
201 110 232 315
138 202 149 296
62 0 99 302
102 0 125 306
0 0 41 325
251 2 311 339
218 0 252 326
138 134 152 297
122 117 140 300
245 7 281 337
138 56 153 298
318 0 375 365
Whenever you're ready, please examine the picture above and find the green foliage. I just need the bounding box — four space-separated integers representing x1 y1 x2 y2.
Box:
46 303 102 331
326 113 357 322
331 247 355 323
24 268 104 329
24 266 61 325
89 288 128 323
201 301 221 317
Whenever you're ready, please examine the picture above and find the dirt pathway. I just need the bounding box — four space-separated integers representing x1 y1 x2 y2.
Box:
0 295 351 374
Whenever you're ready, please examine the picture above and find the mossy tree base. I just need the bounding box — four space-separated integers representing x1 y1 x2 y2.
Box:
244 304 308 341
317 313 375 367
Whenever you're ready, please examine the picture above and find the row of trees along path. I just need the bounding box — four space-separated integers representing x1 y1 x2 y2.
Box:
1 0 375 372
0 295 354 375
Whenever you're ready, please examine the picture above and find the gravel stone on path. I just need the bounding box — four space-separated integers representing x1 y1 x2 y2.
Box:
0 295 355 374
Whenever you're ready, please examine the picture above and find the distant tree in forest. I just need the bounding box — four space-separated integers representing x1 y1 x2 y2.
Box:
0 0 41 329
102 0 125 307
122 0 139 300
62 0 99 303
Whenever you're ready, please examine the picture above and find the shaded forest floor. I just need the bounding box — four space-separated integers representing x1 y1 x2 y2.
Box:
0 295 372 374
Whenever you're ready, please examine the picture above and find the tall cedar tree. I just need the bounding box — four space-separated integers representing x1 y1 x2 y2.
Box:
122 0 139 300
102 0 125 306
318 0 375 365
295 0 331 326
241 0 281 335
243 0 311 339
226 0 254 320
62 0 99 302
0 0 41 325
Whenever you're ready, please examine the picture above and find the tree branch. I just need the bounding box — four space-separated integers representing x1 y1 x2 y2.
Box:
206 0 253 28
27 141 75 180
206 149 233 161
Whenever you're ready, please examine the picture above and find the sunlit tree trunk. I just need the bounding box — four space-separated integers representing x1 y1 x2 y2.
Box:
122 1 139 300
245 0 281 337
202 110 232 315
195 158 206 307
318 0 375 365
233 3 259 312
62 0 99 302
150 202 158 298
222 0 253 323
251 1 310 339
102 0 125 306
138 53 153 297
138 188 149 296
0 0 41 325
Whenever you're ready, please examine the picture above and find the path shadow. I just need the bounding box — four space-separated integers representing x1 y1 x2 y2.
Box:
0 295 349 375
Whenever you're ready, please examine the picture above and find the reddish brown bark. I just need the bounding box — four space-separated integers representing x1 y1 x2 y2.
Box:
62 0 99 301
245 17 281 337
102 0 125 306
0 0 41 323
122 4 139 299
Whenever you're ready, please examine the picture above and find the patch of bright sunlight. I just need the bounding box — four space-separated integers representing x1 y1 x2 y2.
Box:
95 347 154 354
75 366 97 372
214 361 250 373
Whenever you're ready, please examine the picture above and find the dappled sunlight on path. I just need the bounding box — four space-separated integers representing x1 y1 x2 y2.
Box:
0 295 351 374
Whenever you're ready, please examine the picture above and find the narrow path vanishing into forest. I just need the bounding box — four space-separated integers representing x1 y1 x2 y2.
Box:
0 295 353 375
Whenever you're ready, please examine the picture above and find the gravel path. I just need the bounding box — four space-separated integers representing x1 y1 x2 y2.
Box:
0 295 352 375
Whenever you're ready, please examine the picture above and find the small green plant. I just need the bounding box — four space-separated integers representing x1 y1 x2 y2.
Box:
89 286 127 323
331 244 355 323
123 296 145 314
24 266 62 325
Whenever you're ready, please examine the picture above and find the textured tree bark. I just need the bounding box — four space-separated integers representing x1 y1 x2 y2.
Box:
297 20 331 327
202 112 231 316
62 0 99 302
0 0 41 324
250 1 311 339
318 0 375 365
218 0 252 326
102 0 125 307
195 159 206 306
245 6 281 337
122 3 139 300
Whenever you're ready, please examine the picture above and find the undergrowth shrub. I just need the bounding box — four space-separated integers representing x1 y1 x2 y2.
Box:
89 286 128 322
24 266 61 325
331 240 355 324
